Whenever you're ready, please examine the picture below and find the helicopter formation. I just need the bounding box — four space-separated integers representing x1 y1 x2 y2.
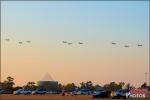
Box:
5 38 10 42
5 38 31 45
111 42 143 48
62 41 84 45
4 37 143 48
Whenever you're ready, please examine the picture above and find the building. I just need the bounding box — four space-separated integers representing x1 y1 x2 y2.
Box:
37 73 58 91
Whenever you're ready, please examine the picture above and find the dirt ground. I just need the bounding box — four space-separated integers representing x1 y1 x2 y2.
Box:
0 94 149 100
0 94 121 100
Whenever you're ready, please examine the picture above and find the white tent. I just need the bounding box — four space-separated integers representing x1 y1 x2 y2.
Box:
41 72 54 81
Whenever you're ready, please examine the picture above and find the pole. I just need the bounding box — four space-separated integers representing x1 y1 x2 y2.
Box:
144 73 148 84
148 0 150 87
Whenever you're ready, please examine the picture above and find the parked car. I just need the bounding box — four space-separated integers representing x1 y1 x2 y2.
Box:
0 90 5 94
0 90 13 94
46 91 59 94
111 89 127 99
13 89 32 95
32 89 46 94
72 91 77 95
78 89 92 95
93 90 109 98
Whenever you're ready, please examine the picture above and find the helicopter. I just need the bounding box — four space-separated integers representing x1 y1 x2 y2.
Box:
18 42 23 44
124 45 129 48
5 38 10 41
137 44 142 47
26 41 31 43
111 42 117 45
62 41 67 43
68 43 72 45
78 42 83 44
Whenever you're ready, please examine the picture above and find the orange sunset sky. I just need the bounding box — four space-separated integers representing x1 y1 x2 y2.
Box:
1 1 149 87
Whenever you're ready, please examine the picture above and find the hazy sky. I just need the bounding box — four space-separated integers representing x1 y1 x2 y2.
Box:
1 1 149 87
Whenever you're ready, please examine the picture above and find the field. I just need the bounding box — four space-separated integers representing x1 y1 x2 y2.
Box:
1 94 150 100
0 94 129 100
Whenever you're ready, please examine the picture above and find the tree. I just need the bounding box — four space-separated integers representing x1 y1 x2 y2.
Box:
64 83 77 92
125 83 135 90
80 81 95 90
80 82 86 89
109 82 118 91
58 83 63 92
2 76 15 91
141 83 147 88
86 81 93 89
23 82 37 90
94 84 103 91
117 82 125 90
104 82 125 91
7 77 14 82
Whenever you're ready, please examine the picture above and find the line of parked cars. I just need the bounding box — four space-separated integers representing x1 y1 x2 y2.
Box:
110 89 128 99
77 89 92 95
13 89 32 95
14 89 60 95
76 89 130 99
92 90 110 98
92 89 130 99
1 88 148 99
0 89 13 94
0 89 59 95
60 88 129 99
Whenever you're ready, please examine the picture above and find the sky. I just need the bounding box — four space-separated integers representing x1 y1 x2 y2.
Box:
1 1 149 87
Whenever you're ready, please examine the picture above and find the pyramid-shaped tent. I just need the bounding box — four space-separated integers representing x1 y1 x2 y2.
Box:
41 72 54 81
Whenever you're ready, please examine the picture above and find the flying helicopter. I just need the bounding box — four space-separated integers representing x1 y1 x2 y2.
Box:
78 42 83 44
124 45 129 48
111 42 117 45
62 41 67 43
5 38 10 41
138 44 142 47
68 43 72 45
18 42 23 44
26 41 31 43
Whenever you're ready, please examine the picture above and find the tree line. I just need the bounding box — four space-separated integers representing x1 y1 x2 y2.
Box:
0 76 149 92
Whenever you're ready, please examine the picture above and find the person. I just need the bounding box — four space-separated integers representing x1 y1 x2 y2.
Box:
73 91 77 96
70 92 74 96
62 90 65 96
